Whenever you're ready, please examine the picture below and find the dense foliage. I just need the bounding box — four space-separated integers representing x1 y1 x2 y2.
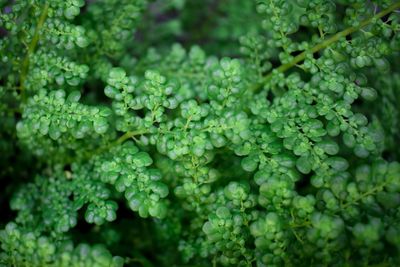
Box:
1 0 400 266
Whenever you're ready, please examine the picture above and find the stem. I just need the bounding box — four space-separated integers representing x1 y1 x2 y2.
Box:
253 1 400 92
341 182 387 209
71 129 149 165
19 3 49 99
115 129 148 145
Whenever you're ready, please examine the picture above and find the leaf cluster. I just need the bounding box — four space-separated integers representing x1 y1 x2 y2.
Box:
1 0 400 266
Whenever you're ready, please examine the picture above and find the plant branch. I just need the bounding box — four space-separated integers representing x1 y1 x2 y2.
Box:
253 1 400 92
115 129 149 145
19 3 49 100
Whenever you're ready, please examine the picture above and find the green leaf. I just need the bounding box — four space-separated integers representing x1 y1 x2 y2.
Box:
343 133 355 148
318 140 339 155
296 155 312 174
241 155 258 172
93 117 109 134
64 6 80 20
67 91 81 103
134 152 153 167
326 157 349 171
361 87 377 101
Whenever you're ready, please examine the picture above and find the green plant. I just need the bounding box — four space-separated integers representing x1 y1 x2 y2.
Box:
1 0 400 266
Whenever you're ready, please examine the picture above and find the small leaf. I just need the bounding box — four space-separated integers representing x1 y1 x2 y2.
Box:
67 91 81 103
93 117 108 134
296 155 312 174
241 155 258 172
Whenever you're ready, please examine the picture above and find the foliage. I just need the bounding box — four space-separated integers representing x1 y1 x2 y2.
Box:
1 0 400 266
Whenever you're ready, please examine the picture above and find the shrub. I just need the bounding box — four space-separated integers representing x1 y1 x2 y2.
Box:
1 0 400 266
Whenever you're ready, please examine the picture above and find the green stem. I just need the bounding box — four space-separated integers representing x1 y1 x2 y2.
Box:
19 3 49 100
341 182 387 209
77 129 148 163
115 129 149 145
253 1 400 92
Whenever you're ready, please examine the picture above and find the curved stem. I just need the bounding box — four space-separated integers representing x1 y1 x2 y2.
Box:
341 182 387 209
115 129 149 145
19 3 49 100
253 1 400 92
